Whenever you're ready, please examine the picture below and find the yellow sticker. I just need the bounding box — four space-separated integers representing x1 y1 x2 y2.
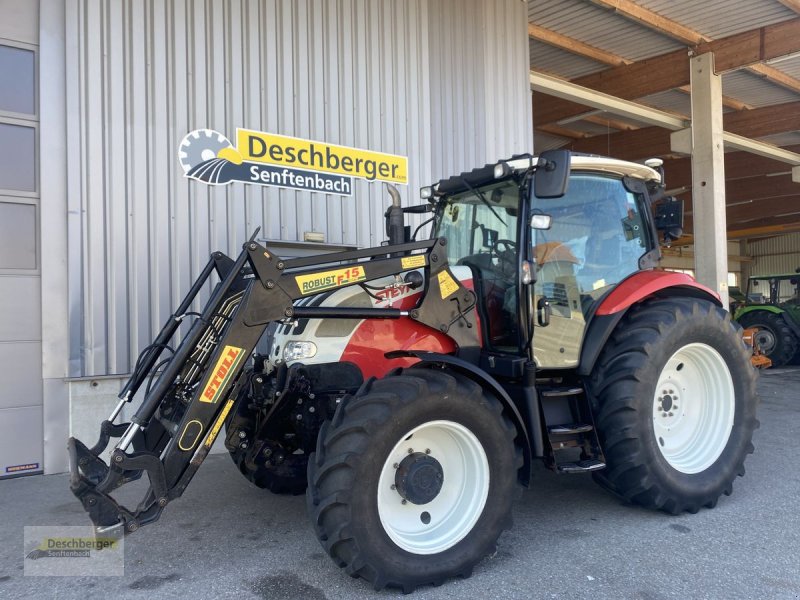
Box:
437 270 459 299
200 345 246 404
401 255 427 269
205 399 235 448
295 265 366 295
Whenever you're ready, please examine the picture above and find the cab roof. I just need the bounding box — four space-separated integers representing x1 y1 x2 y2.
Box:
434 153 661 196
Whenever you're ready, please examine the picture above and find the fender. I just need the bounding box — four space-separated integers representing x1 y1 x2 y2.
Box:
733 304 784 320
386 350 532 487
578 270 722 376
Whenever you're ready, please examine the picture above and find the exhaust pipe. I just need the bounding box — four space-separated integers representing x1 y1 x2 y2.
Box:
385 184 405 248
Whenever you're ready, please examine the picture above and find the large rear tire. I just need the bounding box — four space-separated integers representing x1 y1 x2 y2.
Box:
589 298 758 514
737 310 797 367
307 367 520 592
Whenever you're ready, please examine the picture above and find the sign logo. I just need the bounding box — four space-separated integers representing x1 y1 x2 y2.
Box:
199 345 245 404
295 266 366 296
179 128 407 196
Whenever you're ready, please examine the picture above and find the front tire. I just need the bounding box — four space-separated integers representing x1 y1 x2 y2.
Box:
307 367 520 592
589 298 758 514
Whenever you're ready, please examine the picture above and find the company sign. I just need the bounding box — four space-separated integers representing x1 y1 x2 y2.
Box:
179 128 407 197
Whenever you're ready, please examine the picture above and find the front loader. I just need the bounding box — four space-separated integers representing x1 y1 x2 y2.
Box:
69 151 758 592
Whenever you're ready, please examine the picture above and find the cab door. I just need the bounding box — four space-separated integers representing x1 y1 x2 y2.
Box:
531 173 651 368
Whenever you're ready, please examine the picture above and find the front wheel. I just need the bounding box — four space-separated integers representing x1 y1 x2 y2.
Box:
307 368 520 592
589 298 759 514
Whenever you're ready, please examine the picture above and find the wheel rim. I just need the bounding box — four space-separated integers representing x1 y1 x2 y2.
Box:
377 420 489 555
652 343 735 474
753 328 776 354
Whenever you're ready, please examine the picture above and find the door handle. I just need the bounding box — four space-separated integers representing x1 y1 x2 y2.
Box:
537 297 551 327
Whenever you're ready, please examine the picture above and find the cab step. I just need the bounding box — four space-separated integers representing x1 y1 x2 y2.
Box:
557 458 606 473
548 423 593 435
540 387 583 398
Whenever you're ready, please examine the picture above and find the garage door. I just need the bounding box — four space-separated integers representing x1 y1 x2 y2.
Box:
0 39 43 478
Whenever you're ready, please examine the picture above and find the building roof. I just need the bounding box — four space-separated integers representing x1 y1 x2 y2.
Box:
529 0 800 239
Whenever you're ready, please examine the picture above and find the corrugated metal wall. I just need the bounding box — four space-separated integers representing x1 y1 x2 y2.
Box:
64 0 531 377
743 233 800 300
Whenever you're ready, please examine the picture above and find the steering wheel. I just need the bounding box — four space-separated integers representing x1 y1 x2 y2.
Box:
491 239 517 279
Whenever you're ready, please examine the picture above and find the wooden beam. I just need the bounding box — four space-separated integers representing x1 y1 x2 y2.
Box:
664 146 800 188
727 194 800 222
535 124 588 140
532 18 800 126
726 215 800 239
567 126 669 161
528 24 751 113
568 100 800 160
776 0 800 15
586 0 703 45
528 23 627 67
582 114 640 131
683 214 800 238
722 101 800 138
586 0 800 95
679 192 800 225
748 63 800 95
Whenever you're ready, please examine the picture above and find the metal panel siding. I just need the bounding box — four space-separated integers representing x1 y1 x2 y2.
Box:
744 233 800 299
530 0 681 61
746 233 800 276
722 71 800 108
65 0 531 376
530 39 606 79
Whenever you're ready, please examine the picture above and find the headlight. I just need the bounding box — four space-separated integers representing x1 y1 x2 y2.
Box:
283 341 317 362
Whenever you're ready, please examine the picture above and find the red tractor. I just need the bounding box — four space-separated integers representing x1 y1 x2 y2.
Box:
68 151 758 592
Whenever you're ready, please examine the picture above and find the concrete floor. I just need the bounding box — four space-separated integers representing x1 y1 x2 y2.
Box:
1 367 798 599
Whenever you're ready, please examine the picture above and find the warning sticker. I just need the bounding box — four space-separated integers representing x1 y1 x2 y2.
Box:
401 255 427 270
205 399 235 448
437 270 459 299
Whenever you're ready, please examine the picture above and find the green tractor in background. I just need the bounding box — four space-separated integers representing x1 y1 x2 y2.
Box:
733 269 800 367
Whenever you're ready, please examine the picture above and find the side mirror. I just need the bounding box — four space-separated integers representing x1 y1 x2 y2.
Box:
534 150 571 199
654 197 684 243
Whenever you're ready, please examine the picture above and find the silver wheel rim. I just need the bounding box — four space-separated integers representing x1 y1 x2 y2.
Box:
754 328 776 354
653 343 735 474
377 420 489 555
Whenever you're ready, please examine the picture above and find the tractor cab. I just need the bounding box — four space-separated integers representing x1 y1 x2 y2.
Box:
430 154 662 369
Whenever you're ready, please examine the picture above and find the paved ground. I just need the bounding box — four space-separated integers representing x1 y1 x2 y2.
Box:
1 367 798 599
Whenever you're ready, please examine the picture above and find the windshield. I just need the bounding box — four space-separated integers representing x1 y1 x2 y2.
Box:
435 181 521 352
532 173 652 311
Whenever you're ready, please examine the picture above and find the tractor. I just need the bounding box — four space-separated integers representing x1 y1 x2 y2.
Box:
733 271 800 367
68 151 758 592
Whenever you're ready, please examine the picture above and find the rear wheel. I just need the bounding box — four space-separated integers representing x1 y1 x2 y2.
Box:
307 368 520 592
737 310 797 367
589 298 758 514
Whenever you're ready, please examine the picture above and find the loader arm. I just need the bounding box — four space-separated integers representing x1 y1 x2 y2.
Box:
68 235 479 534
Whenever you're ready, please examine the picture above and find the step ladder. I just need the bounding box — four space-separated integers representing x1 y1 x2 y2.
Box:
539 385 606 474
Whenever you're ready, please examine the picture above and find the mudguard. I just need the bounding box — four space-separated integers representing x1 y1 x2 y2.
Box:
578 270 722 376
386 350 532 486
